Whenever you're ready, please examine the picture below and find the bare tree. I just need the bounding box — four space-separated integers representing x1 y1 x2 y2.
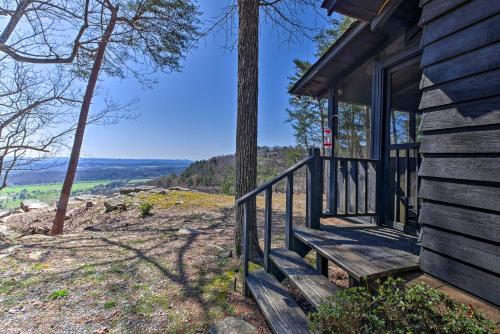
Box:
50 0 200 234
0 62 80 190
1 0 200 234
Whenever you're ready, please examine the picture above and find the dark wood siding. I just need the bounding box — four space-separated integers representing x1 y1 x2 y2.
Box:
418 0 500 306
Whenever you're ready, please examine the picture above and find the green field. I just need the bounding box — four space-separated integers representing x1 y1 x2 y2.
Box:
0 181 111 210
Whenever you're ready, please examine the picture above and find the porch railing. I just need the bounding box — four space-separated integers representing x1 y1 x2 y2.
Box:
236 148 322 293
236 148 380 293
322 156 378 217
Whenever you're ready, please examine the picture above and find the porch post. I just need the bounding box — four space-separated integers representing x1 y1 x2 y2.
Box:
372 59 386 226
307 147 321 230
328 88 338 214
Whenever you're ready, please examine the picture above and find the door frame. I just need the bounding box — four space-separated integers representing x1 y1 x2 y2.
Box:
372 45 422 228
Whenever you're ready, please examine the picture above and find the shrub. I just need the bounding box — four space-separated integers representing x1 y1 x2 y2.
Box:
104 300 117 309
48 289 68 300
139 202 153 217
309 277 495 334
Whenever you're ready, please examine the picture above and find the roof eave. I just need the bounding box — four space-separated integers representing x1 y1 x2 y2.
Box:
289 21 369 97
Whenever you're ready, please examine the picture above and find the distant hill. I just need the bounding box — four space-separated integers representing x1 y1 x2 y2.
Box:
8 158 192 186
150 146 308 194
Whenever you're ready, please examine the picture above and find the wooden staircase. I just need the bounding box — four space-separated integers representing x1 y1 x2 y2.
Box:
237 149 420 333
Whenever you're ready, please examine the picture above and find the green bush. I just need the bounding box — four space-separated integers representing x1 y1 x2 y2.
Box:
139 202 153 217
309 277 495 334
48 289 68 300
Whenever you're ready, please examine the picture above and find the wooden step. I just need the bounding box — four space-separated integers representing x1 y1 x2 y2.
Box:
294 226 419 281
269 248 338 309
245 269 311 334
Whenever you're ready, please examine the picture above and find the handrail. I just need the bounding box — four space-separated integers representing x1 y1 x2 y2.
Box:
321 156 378 163
238 149 322 297
236 155 313 205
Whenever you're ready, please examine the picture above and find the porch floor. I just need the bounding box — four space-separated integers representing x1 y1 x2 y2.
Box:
294 223 420 282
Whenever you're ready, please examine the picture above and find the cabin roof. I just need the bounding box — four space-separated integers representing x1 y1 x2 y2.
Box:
321 0 383 21
290 21 388 98
291 0 421 98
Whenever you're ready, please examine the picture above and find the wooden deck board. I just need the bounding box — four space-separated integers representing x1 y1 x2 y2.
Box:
246 269 310 334
294 226 420 281
269 248 338 309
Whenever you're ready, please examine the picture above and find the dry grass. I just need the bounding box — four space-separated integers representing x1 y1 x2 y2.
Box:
0 191 271 334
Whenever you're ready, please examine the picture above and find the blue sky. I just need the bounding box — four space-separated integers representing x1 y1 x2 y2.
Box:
82 1 330 161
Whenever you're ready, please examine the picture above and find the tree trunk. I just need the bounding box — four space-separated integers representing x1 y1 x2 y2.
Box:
234 0 262 263
51 6 118 235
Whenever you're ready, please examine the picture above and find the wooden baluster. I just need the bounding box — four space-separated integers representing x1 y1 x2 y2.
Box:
345 160 349 215
333 158 338 215
394 150 400 224
264 188 272 273
416 147 420 217
405 149 410 226
285 174 294 250
354 161 359 215
242 201 250 296
364 161 369 214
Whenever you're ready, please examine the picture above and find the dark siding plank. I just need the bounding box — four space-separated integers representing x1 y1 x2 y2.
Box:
420 96 500 131
419 156 500 183
422 0 500 46
419 202 500 244
419 249 500 306
421 226 500 274
419 179 500 212
420 128 500 154
421 14 500 67
421 42 500 89
419 0 469 26
419 69 500 110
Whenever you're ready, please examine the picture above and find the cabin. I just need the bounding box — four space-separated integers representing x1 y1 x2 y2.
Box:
237 0 500 332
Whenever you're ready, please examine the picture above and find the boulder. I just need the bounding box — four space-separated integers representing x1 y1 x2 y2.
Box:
169 186 190 192
209 317 256 334
176 228 199 236
103 201 127 213
20 200 50 212
118 186 156 195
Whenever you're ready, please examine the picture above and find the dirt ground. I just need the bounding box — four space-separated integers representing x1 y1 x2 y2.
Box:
0 189 352 334
0 190 275 334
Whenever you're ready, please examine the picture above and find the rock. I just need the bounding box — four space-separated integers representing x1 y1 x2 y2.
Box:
209 317 256 334
22 226 50 236
169 186 190 192
19 200 50 212
150 188 168 195
222 249 233 258
208 244 225 252
0 210 10 219
175 200 184 205
176 228 199 236
118 186 156 195
103 201 127 213
93 327 109 334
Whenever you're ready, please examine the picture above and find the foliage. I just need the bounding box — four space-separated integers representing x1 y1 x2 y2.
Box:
309 278 496 334
48 289 68 300
103 300 117 309
139 202 153 218
150 146 308 194
287 17 354 152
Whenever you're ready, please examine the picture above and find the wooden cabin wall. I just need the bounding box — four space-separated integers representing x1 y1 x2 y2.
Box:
417 0 500 306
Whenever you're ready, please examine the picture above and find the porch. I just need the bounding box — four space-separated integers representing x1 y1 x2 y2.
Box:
237 148 422 333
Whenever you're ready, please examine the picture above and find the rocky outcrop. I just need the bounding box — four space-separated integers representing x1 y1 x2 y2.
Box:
209 317 256 334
